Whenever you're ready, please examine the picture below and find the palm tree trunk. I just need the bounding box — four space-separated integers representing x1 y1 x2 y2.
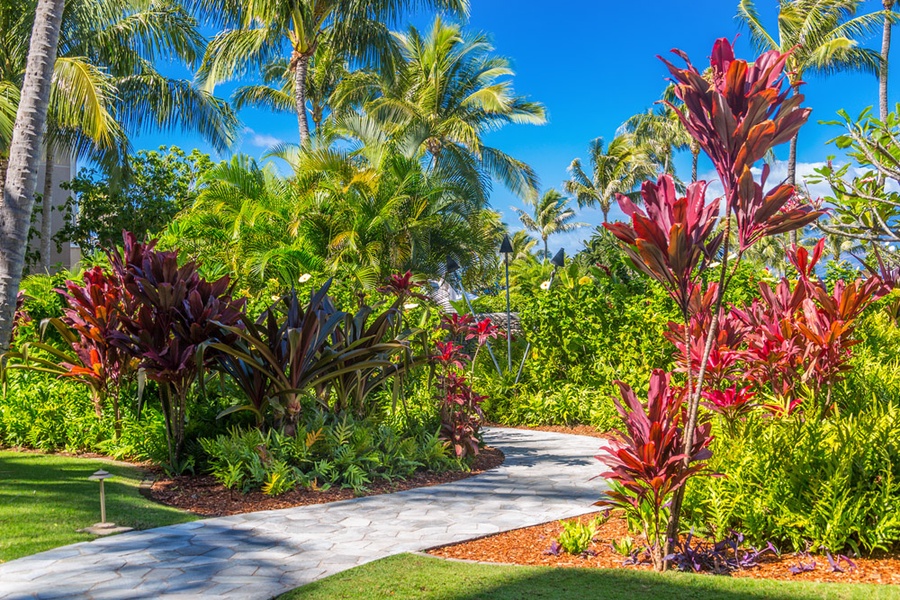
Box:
293 52 312 146
691 144 700 183
602 206 609 223
40 148 53 271
788 134 798 247
543 236 548 260
0 156 7 192
882 1 894 122
883 2 895 121
0 0 65 351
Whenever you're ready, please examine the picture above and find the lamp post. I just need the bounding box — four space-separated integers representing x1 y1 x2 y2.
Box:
77 469 132 536
515 248 565 384
89 469 112 526
499 234 513 372
446 256 503 377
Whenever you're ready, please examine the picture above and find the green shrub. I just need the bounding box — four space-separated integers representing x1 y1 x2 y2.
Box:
683 403 900 555
482 382 617 430
479 272 674 430
199 411 459 495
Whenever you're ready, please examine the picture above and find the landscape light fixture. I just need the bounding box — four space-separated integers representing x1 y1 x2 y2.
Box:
77 469 133 536
550 248 566 268
89 469 113 526
515 247 566 384
499 234 513 372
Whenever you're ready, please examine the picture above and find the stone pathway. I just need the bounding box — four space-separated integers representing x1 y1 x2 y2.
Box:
0 427 607 599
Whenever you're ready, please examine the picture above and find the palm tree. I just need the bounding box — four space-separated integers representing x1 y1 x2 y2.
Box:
0 0 65 350
738 0 884 187
623 85 691 177
510 229 537 261
0 0 240 269
191 0 467 146
512 189 586 259
564 135 655 222
881 1 895 121
335 17 547 205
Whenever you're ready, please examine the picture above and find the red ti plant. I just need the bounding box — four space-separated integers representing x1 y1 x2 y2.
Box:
432 313 490 458
377 270 429 303
605 38 824 567
597 370 713 571
701 385 755 436
730 241 886 415
6 267 133 438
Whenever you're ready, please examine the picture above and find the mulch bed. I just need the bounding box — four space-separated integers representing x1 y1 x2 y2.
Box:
149 447 504 517
428 512 900 585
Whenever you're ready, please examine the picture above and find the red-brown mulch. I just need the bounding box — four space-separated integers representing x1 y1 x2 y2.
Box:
487 423 609 439
428 512 900 585
149 447 504 517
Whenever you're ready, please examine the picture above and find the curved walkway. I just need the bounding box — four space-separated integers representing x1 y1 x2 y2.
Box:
0 427 607 600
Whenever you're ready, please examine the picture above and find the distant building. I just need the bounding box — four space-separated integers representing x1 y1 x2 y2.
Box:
30 153 80 273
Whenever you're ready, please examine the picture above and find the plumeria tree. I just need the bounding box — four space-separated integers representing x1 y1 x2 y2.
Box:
604 38 824 568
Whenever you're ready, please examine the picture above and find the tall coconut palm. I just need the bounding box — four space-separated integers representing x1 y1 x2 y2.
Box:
881 1 895 121
623 88 691 178
0 0 65 350
564 134 655 222
512 189 586 259
334 17 547 205
510 229 537 261
191 0 467 146
738 0 884 187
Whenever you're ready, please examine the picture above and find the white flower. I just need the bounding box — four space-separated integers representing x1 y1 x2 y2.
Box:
540 280 551 290
298 273 312 283
270 295 280 301
403 302 419 310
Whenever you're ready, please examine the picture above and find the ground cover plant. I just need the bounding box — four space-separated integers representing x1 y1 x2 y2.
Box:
0 451 195 562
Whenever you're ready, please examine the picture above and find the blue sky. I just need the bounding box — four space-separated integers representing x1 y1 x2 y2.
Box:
134 0 897 254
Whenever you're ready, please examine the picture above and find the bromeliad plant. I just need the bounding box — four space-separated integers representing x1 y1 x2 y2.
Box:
604 38 823 568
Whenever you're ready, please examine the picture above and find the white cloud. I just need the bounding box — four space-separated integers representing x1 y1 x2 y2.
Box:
242 127 285 149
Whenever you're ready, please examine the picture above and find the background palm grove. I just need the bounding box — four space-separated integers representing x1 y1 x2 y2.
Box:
4 0 900 575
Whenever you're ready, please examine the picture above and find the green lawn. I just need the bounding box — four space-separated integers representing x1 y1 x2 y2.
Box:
282 553 900 600
0 450 196 562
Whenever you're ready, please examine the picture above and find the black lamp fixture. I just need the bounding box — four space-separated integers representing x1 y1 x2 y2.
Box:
550 248 566 268
445 256 460 276
499 234 513 372
499 233 513 255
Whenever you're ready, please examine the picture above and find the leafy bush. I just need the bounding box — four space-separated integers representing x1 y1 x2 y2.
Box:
487 266 676 431
199 411 458 494
0 368 170 461
683 404 900 555
482 382 618 431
